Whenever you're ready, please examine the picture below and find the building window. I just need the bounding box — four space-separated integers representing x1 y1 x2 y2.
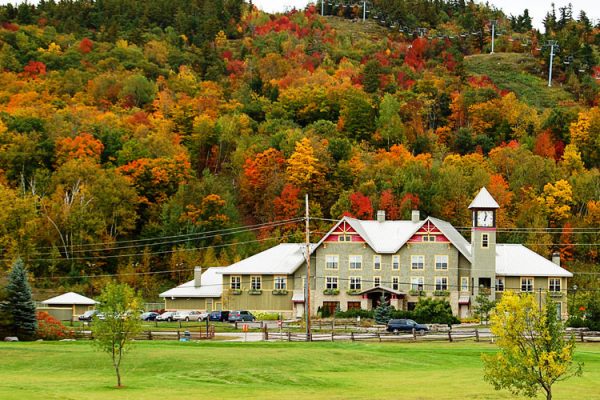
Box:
349 276 362 290
435 255 448 270
326 276 338 290
373 255 381 270
230 276 241 290
461 277 469 291
251 276 261 290
423 235 436 242
374 276 381 287
495 278 505 292
392 255 400 270
482 233 489 248
322 301 339 316
349 255 362 270
347 301 361 310
392 276 400 291
411 255 424 270
549 278 561 292
325 255 339 270
521 277 534 292
274 276 287 290
410 276 424 291
338 234 351 242
435 277 448 291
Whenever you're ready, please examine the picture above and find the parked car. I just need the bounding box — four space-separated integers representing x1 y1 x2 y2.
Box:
228 310 256 322
78 310 105 322
173 310 209 322
156 311 177 322
386 319 429 334
140 311 160 321
208 310 230 322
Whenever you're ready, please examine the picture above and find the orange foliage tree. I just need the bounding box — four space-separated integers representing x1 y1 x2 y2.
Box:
55 133 104 165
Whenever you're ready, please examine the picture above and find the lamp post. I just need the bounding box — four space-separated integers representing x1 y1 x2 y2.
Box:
490 20 497 54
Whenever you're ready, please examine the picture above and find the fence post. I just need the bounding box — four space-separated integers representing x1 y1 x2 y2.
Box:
263 325 268 341
351 332 355 342
447 331 453 342
287 331 291 342
475 328 479 342
235 321 238 330
148 331 152 340
332 319 335 331
331 331 334 342
177 330 180 340
580 331 584 343
412 328 417 341
377 332 381 342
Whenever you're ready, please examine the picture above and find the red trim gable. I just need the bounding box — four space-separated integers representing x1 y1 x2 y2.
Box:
407 220 450 243
323 221 366 243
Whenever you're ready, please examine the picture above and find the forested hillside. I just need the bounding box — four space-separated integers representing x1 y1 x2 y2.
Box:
0 0 597 299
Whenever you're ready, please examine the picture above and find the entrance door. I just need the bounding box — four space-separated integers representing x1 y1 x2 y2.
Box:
322 301 339 317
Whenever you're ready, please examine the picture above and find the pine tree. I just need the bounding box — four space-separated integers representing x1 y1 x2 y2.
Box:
2 258 37 340
374 295 392 324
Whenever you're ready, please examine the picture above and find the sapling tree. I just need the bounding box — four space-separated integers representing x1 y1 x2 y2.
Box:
92 282 142 388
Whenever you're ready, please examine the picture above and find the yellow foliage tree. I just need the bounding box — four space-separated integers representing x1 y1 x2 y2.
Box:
286 137 325 192
537 180 573 223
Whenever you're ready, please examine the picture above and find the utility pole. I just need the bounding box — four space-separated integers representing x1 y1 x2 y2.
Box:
321 0 324 16
362 1 367 23
546 40 559 87
490 20 497 54
305 193 311 341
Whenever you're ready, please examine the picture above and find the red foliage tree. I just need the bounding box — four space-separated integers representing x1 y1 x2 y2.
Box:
559 223 575 268
78 37 94 54
349 192 373 219
533 130 557 160
379 189 401 220
22 61 46 79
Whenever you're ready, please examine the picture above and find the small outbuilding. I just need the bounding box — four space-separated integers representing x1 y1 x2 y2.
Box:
159 267 224 311
39 292 98 321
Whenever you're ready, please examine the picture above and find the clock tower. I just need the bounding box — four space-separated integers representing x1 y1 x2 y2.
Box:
468 187 499 299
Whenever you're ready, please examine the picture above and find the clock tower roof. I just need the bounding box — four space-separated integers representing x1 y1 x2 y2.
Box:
468 187 499 209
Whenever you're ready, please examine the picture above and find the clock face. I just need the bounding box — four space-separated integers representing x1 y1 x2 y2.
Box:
477 210 494 227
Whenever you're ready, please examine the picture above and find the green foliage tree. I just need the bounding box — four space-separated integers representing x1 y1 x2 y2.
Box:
413 298 458 325
1 258 37 340
92 282 142 388
482 291 582 400
473 292 495 324
373 294 393 324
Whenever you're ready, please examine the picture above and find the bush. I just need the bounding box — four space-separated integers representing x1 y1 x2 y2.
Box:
36 312 74 340
390 309 415 319
252 312 280 321
413 298 459 325
335 309 374 319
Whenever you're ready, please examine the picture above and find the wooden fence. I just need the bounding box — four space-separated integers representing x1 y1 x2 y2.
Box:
73 325 215 341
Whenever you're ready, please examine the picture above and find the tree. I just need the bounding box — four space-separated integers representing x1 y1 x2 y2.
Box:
92 282 142 388
473 292 495 325
373 294 392 324
1 258 37 340
482 291 582 400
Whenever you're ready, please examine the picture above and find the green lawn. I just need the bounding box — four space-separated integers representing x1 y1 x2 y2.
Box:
0 341 598 400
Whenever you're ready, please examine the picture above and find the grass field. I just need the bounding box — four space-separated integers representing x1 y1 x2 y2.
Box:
1 341 599 400
464 53 574 109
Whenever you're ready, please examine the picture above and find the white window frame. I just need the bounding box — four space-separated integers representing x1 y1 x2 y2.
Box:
326 276 338 290
435 276 448 291
548 278 561 292
411 255 424 270
373 255 381 270
325 255 339 270
435 255 448 270
392 255 400 270
251 276 262 290
349 255 362 270
410 276 424 291
460 277 469 291
392 276 400 291
274 276 287 290
495 277 505 292
349 276 362 291
521 277 534 292
230 276 241 290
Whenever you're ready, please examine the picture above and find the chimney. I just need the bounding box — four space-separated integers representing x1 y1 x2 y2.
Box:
552 252 561 267
411 210 420 223
194 267 203 287
377 210 385 222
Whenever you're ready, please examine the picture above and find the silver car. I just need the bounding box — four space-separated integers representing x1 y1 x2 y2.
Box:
173 310 209 322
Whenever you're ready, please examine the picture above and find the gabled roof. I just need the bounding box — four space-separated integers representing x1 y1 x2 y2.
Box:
316 216 423 254
357 286 405 296
41 292 98 305
217 243 315 275
317 216 472 261
468 187 499 209
159 267 224 298
496 245 573 277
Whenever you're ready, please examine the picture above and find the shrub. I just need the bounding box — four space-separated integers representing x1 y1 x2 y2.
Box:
335 308 374 319
252 312 280 321
413 298 460 324
36 312 74 340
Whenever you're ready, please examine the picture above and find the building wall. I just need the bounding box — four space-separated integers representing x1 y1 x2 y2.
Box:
164 298 221 311
496 276 568 319
222 274 296 318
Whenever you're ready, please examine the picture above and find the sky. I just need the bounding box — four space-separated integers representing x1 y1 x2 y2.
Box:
252 0 600 31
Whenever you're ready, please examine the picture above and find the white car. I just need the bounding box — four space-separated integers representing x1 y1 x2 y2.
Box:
156 311 177 322
173 310 209 322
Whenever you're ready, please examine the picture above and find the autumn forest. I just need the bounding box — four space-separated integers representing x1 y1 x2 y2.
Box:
0 0 598 300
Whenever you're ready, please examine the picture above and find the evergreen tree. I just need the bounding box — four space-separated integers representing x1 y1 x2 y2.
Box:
2 258 37 340
374 294 392 324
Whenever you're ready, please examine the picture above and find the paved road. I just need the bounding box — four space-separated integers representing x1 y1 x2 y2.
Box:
217 332 264 342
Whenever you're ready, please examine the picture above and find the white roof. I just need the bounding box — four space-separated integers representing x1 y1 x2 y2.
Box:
217 243 314 275
292 291 305 302
159 267 224 298
496 244 573 277
41 292 98 305
468 187 499 209
429 217 472 262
